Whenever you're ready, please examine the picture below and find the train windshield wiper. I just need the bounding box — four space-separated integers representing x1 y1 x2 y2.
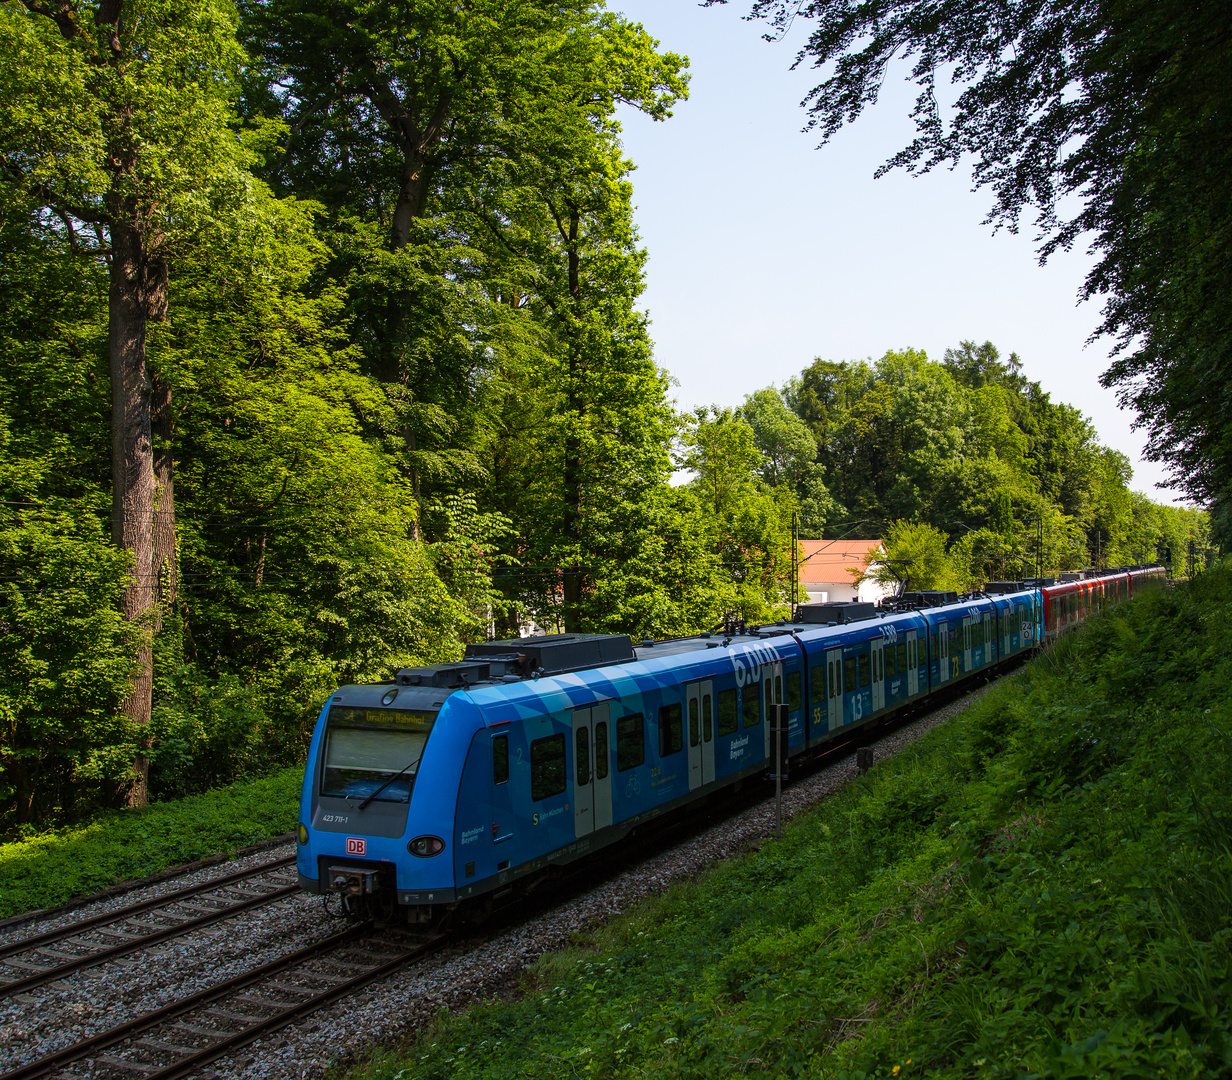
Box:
358 761 416 810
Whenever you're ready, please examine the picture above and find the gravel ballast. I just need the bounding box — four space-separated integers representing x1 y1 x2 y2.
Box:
0 680 999 1078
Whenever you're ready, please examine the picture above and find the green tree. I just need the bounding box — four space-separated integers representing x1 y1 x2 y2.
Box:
2 0 263 803
863 520 954 593
727 0 1232 547
681 407 796 622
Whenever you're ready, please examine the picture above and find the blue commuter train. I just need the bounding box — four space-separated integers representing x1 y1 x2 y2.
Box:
296 567 1163 922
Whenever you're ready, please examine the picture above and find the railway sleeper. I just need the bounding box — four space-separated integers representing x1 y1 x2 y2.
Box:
133 1038 201 1056
94 1054 158 1075
165 1022 226 1041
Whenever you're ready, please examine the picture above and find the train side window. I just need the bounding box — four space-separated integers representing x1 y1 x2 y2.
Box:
575 726 590 787
843 656 857 693
530 734 566 801
659 703 683 756
858 653 871 688
688 697 700 748
786 671 801 711
931 631 939 658
702 694 713 742
594 721 608 781
493 735 509 786
742 686 761 728
616 713 644 771
810 665 825 707
896 642 907 675
717 689 738 736
884 644 896 679
774 675 783 706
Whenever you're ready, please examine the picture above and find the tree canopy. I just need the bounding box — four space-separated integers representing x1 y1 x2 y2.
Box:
723 0 1232 545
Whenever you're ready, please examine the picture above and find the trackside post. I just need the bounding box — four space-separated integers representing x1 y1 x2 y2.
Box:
774 704 790 839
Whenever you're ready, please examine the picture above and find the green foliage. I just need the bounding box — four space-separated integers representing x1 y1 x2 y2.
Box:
779 343 1209 581
0 512 136 827
0 0 721 827
347 560 1232 1080
735 0 1232 546
870 519 955 591
0 765 300 918
679 407 798 622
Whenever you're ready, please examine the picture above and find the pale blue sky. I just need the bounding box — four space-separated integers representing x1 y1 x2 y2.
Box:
613 0 1180 503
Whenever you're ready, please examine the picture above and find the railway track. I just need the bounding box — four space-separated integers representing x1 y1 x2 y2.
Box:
0 923 449 1080
0 857 298 1000
0 669 1016 1080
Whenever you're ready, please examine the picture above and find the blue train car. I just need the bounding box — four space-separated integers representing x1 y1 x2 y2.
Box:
296 572 1136 924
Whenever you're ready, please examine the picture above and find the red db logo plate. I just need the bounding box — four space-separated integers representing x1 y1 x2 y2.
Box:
346 837 366 856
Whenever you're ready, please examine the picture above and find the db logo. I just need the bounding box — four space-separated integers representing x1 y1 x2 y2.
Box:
345 837 366 856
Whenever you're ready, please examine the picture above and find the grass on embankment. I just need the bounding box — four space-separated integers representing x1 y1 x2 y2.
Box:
0 765 301 918
351 563 1232 1080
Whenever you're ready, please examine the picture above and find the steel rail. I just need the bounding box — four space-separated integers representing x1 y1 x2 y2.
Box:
0 860 298 999
0 925 387 1080
142 933 451 1080
0 856 296 961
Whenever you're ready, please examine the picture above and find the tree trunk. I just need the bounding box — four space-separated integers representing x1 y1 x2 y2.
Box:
152 371 177 618
108 216 160 808
390 151 428 252
561 211 583 632
406 426 420 541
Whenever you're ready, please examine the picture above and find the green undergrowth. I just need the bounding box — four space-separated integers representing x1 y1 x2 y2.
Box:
350 563 1232 1080
0 765 301 918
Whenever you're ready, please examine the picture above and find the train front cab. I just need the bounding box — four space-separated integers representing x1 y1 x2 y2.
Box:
296 687 479 916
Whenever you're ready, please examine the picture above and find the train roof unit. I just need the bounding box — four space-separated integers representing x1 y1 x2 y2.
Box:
796 601 878 625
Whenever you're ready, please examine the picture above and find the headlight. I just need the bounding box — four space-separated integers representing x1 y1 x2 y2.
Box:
297 823 309 845
407 834 445 857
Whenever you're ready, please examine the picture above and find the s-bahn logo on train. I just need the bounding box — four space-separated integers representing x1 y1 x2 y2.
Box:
731 640 782 686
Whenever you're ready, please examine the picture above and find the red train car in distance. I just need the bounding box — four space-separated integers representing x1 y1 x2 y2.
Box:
1040 566 1166 641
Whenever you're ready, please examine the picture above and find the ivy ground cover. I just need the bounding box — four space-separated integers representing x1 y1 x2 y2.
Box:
352 564 1232 1079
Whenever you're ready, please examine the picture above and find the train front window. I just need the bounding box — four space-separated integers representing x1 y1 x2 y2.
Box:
321 706 436 803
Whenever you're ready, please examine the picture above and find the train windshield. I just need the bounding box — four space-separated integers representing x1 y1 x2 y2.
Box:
320 706 437 804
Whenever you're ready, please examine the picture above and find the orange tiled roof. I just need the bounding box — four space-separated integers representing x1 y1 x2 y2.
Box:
798 539 884 585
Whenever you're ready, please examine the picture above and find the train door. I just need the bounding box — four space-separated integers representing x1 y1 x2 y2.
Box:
571 705 613 838
762 662 781 760
871 638 885 712
984 612 994 663
592 703 612 830
686 681 715 791
701 684 714 784
906 631 919 696
938 621 949 683
491 731 514 846
962 615 973 671
572 707 594 837
826 647 843 731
